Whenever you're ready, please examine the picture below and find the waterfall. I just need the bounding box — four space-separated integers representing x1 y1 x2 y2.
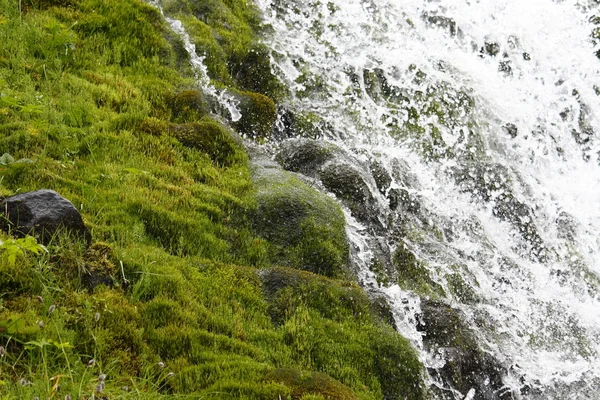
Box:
256 0 600 398
155 0 600 397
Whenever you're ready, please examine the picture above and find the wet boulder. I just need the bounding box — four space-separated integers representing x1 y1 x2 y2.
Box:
555 211 578 241
417 300 511 400
452 163 546 262
276 138 339 177
369 160 392 195
274 107 331 140
422 13 463 38
0 189 91 245
228 43 285 100
318 162 380 226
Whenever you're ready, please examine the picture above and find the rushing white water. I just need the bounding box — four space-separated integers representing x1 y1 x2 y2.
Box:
255 0 600 398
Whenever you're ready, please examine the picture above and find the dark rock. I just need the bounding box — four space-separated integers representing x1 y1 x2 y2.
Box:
556 211 578 241
250 147 349 277
452 163 546 262
417 300 511 399
369 160 392 194
498 60 512 76
318 162 379 226
274 107 332 140
502 123 518 139
369 295 397 330
276 138 338 177
0 189 91 245
482 42 501 57
362 68 408 104
388 188 420 213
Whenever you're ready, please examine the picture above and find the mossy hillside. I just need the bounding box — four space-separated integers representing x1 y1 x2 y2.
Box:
260 267 428 400
0 0 428 398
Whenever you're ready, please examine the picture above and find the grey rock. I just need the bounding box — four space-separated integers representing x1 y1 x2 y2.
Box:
0 189 91 245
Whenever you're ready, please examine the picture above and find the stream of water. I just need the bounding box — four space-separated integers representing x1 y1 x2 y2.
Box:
154 0 600 398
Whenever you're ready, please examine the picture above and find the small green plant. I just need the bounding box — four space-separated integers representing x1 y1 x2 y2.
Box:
0 235 48 266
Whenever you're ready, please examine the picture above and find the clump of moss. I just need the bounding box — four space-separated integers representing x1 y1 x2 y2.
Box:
232 90 277 140
260 266 428 399
167 89 209 123
252 167 349 277
169 118 246 167
260 267 371 324
264 368 359 400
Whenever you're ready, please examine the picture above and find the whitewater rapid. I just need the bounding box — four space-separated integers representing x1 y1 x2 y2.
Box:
255 0 600 398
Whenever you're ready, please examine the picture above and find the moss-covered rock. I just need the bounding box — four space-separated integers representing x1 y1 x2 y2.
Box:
318 162 379 226
276 138 339 177
251 154 349 277
260 266 428 400
231 90 277 140
260 266 371 324
393 242 445 298
264 368 359 400
229 43 286 100
169 118 246 167
274 107 331 140
167 89 209 123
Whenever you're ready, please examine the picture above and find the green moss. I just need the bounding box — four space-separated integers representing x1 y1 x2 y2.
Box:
253 169 349 277
260 267 428 400
169 118 246 167
232 90 277 140
260 267 371 325
0 0 428 398
264 368 359 400
167 89 209 123
229 43 286 100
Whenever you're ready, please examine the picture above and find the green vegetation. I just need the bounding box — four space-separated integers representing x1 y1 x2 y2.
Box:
253 166 349 278
0 0 427 399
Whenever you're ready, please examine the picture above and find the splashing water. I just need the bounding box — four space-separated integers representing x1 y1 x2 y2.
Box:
147 0 242 121
255 0 600 398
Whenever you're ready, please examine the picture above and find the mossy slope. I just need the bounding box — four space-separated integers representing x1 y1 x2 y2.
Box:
0 0 427 399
